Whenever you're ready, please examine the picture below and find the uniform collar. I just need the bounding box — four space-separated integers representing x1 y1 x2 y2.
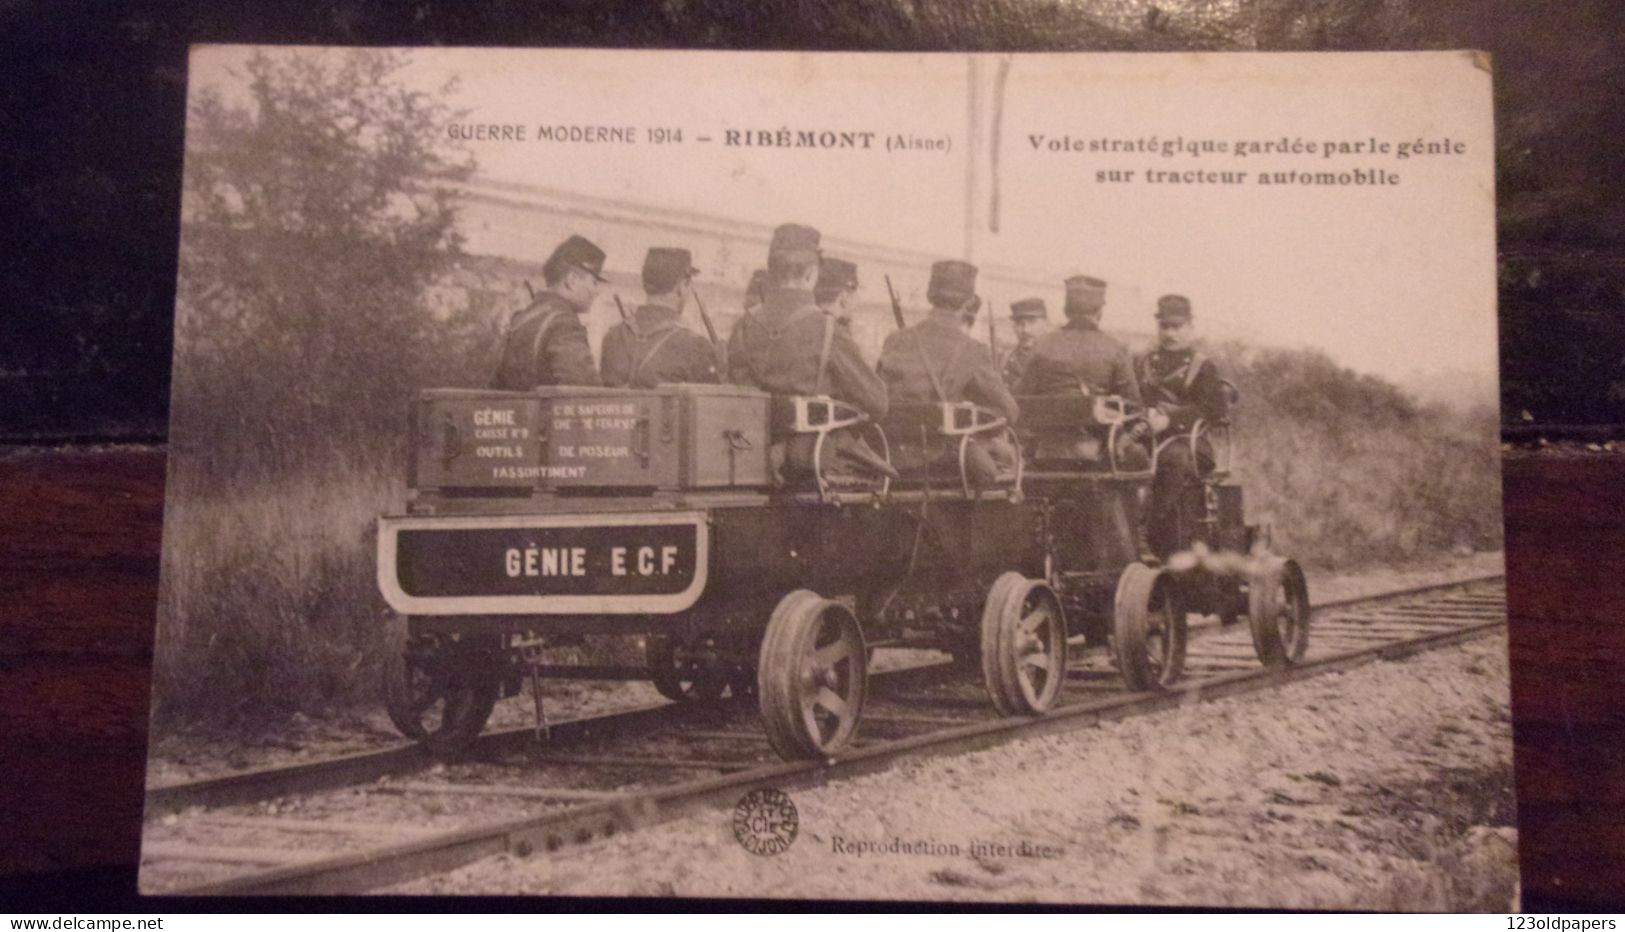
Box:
633 303 681 332
536 289 581 314
761 285 817 315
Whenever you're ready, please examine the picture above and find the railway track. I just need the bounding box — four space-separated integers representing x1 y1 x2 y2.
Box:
140 573 1507 896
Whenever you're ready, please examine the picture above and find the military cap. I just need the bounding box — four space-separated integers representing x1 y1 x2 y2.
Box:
927 259 979 308
816 257 859 293
1155 294 1193 321
1064 275 1107 301
545 234 608 283
768 223 822 264
641 247 699 294
1010 297 1048 321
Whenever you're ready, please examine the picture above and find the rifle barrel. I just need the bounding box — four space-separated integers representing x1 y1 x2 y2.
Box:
884 275 906 330
692 289 721 346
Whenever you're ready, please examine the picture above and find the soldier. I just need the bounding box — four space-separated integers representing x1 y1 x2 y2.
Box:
877 260 1019 483
600 247 720 388
815 257 860 332
1002 297 1048 386
727 223 891 483
1014 275 1141 403
493 234 605 390
1137 294 1233 558
1015 275 1152 563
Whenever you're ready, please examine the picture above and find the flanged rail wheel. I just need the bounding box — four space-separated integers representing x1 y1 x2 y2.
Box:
647 636 727 702
757 590 868 760
1249 557 1311 667
384 634 499 757
980 572 1068 715
1112 562 1188 691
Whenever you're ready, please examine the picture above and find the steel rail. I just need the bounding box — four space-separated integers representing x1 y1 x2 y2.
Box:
144 572 1502 815
143 660 956 816
157 573 1506 896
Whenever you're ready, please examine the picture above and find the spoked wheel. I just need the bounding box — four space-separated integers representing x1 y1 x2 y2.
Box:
1112 562 1188 691
980 572 1068 715
384 634 499 757
757 590 868 760
647 636 727 702
1249 557 1311 667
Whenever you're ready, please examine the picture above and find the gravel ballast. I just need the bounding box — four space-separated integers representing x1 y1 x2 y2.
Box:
395 627 1516 909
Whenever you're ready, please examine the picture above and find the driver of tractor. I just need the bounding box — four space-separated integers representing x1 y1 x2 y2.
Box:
1014 274 1151 471
726 223 894 485
1136 294 1233 559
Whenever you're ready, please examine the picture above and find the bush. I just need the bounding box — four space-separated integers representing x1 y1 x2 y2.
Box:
1226 345 1503 569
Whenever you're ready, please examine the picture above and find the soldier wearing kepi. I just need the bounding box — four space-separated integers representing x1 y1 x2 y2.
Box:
1137 294 1233 558
727 223 892 483
815 257 861 333
877 260 1019 483
493 234 605 390
1002 297 1048 386
600 247 720 389
1014 275 1141 403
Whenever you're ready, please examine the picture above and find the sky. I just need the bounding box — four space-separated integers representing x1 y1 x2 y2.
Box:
189 47 1498 397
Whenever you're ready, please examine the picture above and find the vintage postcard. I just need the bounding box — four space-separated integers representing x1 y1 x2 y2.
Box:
142 47 1511 908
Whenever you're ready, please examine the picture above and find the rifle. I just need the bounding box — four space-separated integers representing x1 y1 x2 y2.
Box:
523 279 536 302
612 293 632 326
884 275 906 331
690 287 721 347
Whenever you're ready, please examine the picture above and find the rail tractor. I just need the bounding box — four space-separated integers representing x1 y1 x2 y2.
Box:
376 382 1309 758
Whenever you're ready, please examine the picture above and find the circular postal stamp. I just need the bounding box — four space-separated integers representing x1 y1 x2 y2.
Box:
732 788 799 856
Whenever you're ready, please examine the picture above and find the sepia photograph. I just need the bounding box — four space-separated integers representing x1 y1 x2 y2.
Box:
138 46 1510 907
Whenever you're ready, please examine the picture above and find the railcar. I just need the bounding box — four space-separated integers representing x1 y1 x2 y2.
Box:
375 382 1309 758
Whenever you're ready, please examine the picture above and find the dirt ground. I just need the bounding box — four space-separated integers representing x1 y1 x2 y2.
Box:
393 625 1515 909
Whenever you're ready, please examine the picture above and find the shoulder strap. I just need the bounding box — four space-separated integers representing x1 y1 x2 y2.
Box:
629 325 684 385
1182 352 1208 391
527 306 568 362
908 329 959 403
813 313 837 395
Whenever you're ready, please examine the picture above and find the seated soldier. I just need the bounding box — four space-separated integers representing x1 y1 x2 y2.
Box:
877 260 1019 485
1015 274 1150 471
493 233 605 390
1137 294 1232 559
600 247 720 388
1002 297 1048 387
726 223 892 485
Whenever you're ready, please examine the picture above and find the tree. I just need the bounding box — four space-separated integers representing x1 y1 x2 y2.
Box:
173 48 473 480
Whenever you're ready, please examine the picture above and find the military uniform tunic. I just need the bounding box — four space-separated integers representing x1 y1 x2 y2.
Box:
726 286 888 418
1001 343 1035 388
1014 319 1142 404
600 305 719 389
493 292 600 390
877 315 1018 421
877 314 1019 482
1135 347 1230 431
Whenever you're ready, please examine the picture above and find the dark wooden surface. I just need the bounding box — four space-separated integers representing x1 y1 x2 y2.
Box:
0 445 1621 910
